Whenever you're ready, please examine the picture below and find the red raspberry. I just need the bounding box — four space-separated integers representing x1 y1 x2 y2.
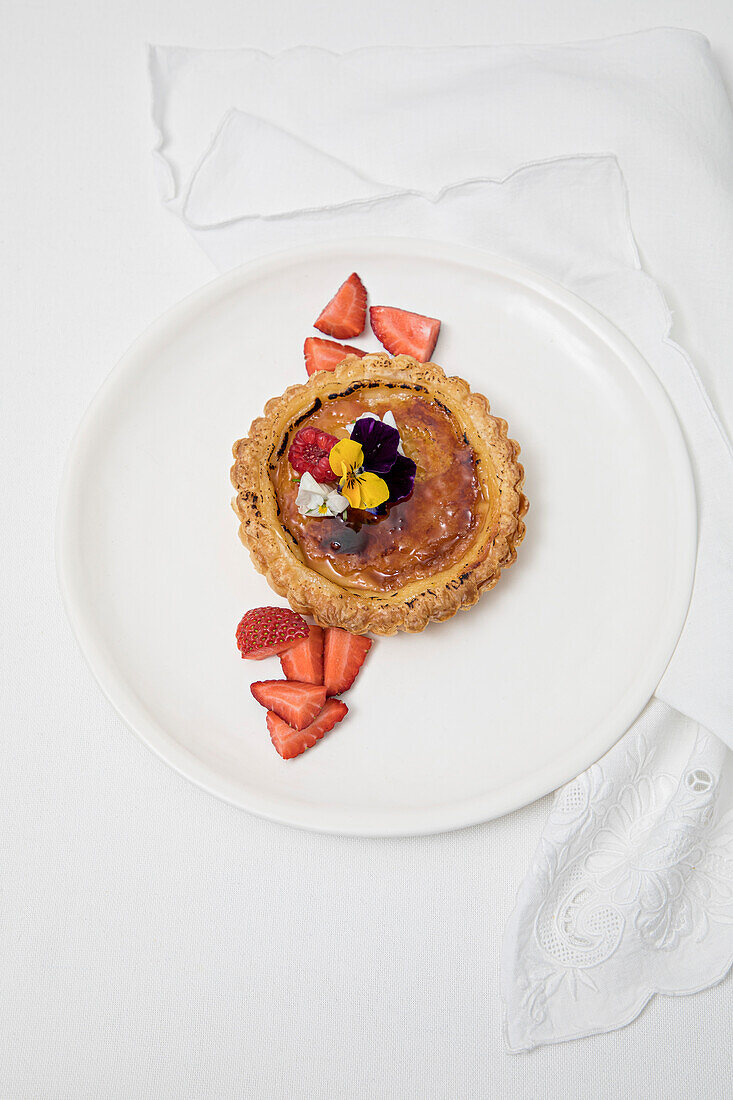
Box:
288 427 340 483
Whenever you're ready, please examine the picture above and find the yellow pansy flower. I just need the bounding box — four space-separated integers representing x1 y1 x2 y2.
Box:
328 438 390 510
328 438 363 475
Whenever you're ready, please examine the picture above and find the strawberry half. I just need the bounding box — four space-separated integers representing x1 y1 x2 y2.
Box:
236 607 309 660
251 680 327 730
323 628 372 697
288 428 339 483
314 273 367 339
369 306 441 362
304 337 367 377
267 698 349 759
280 625 324 685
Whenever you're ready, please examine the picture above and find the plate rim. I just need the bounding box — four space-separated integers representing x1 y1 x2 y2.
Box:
56 237 697 836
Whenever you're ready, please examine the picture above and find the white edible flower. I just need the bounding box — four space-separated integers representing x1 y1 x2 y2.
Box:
344 410 405 455
296 472 349 518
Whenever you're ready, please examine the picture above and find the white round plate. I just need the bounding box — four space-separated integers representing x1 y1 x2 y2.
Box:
57 239 696 836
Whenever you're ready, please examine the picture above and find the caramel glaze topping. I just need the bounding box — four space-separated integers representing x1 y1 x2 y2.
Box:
272 388 488 592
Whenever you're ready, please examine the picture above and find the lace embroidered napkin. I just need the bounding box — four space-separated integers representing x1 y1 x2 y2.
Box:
502 700 733 1050
148 32 733 1048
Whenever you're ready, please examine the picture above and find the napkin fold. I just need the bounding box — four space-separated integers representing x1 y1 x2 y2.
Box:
149 31 733 1049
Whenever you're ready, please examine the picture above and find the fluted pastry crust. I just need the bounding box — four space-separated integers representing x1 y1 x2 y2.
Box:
231 353 527 635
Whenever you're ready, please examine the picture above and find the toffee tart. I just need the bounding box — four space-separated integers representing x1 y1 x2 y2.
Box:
231 353 527 635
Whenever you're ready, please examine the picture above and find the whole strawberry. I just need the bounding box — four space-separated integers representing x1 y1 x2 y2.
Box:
288 427 340 483
236 607 309 660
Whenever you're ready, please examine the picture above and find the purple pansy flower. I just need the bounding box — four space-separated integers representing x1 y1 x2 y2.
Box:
348 414 416 507
382 453 417 504
349 416 400 475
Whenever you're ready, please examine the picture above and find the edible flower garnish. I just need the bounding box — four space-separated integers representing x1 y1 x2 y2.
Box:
349 415 416 505
296 472 349 518
345 411 405 456
381 452 417 505
328 439 390 509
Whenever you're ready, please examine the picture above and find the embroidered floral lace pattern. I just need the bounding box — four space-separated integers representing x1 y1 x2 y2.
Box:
502 700 733 1051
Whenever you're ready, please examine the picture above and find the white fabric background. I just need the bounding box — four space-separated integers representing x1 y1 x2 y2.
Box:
149 35 733 1051
4 2 733 1098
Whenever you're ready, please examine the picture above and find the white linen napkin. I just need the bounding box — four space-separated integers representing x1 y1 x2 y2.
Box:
148 31 733 1049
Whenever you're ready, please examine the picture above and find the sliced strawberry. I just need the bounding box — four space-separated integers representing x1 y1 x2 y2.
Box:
288 428 339 483
236 607 309 660
314 273 367 339
304 337 367 377
323 628 372 697
280 625 324 685
369 306 441 362
267 698 349 759
251 679 327 730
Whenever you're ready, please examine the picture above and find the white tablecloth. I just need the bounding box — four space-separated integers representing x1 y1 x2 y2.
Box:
4 2 733 1097
149 31 733 1051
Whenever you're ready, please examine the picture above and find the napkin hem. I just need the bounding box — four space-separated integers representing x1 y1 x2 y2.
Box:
656 298 733 463
173 129 641 234
147 27 711 64
502 953 733 1053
